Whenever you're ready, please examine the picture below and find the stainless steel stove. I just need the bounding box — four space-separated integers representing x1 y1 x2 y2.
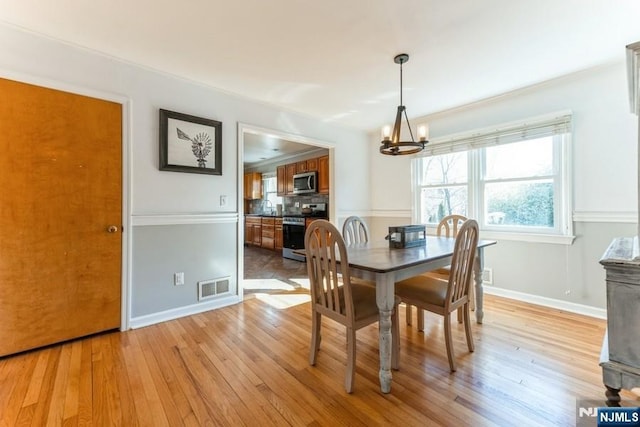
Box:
282 203 327 261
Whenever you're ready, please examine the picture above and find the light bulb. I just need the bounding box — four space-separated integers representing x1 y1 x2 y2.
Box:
382 125 391 141
418 124 429 142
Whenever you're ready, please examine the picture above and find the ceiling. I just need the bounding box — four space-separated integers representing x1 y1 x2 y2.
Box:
243 131 327 166
2 0 640 161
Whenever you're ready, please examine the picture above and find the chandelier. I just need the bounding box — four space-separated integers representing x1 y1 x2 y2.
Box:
380 53 429 156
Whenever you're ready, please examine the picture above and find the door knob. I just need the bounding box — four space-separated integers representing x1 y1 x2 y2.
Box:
107 225 119 233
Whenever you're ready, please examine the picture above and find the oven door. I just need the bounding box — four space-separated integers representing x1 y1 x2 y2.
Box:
282 223 306 261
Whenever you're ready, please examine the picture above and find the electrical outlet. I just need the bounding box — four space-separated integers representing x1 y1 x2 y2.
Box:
220 195 227 206
174 272 184 286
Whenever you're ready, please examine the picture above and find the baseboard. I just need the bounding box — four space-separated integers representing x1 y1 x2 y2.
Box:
483 285 606 319
129 295 241 329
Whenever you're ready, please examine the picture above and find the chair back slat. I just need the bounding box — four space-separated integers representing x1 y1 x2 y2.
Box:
306 220 354 320
342 216 370 245
436 214 467 238
446 219 479 308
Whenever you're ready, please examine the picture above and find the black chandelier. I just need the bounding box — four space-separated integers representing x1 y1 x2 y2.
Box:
380 53 429 156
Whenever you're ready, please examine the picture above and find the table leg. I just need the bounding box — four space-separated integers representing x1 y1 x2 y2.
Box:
474 247 485 324
376 273 395 393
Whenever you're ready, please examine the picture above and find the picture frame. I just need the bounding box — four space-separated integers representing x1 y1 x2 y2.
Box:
159 109 222 175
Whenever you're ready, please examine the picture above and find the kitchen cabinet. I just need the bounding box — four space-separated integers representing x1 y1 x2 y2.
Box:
245 216 262 246
275 218 283 251
276 165 286 196
244 172 262 200
296 160 308 174
318 155 329 194
261 217 275 250
306 157 318 172
285 164 296 194
275 155 327 196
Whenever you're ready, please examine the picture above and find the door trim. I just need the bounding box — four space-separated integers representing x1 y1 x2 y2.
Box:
0 69 132 331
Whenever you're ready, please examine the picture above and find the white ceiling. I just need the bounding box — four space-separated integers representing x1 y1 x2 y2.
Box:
2 1 640 139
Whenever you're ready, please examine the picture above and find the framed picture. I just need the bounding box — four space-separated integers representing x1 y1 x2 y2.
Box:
159 109 222 175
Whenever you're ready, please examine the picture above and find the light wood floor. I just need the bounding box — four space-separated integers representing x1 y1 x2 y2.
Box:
0 248 624 426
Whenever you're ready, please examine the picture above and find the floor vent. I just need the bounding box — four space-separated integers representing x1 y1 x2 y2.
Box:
198 277 231 301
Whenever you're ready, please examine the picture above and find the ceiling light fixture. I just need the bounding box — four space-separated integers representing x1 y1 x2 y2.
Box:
380 53 429 156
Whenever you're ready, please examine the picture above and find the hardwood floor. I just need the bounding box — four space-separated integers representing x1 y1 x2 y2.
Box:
0 248 626 426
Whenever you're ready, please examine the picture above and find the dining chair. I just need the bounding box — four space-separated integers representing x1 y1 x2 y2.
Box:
405 214 470 329
342 216 370 245
395 219 479 372
305 219 400 393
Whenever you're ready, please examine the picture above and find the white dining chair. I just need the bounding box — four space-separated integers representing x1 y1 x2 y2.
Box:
395 219 479 372
305 219 400 393
342 216 369 245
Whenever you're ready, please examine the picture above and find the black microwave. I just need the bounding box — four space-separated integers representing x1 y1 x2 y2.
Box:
293 171 317 194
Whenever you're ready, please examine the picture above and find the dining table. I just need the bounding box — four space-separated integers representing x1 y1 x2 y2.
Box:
342 236 496 393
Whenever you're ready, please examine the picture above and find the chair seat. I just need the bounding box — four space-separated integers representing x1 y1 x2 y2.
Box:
395 275 448 307
326 281 400 320
431 266 451 275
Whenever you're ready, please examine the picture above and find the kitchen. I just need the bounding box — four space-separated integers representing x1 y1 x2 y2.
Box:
242 128 331 293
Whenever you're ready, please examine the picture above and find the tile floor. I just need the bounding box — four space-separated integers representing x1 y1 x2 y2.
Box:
242 245 310 297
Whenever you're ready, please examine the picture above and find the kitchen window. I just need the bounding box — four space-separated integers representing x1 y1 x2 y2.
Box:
413 112 573 244
262 173 282 210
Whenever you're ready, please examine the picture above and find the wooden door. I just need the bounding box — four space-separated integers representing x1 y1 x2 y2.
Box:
0 78 122 356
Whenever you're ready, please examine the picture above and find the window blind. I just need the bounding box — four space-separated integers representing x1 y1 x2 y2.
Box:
420 112 572 157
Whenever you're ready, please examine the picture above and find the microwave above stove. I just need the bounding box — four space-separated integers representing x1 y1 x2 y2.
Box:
292 171 317 194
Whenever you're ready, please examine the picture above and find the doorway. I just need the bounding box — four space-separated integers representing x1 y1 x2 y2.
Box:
237 123 334 299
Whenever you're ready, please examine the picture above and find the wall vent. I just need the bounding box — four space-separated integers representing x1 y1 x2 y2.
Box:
198 277 231 301
482 268 493 285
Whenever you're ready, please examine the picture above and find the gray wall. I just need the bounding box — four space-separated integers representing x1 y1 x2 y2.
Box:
132 222 237 317
482 221 635 309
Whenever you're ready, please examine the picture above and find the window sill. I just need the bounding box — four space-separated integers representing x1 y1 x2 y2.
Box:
478 230 575 245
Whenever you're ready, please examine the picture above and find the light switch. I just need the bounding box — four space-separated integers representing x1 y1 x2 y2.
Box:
220 195 227 206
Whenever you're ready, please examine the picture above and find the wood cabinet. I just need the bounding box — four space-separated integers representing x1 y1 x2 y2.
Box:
276 165 286 196
244 172 262 200
261 217 275 250
285 164 296 195
275 218 283 251
296 161 308 174
306 157 318 172
275 155 328 196
245 216 262 246
318 155 329 194
246 216 282 252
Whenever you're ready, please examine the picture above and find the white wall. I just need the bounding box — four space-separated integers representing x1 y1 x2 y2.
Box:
0 23 370 326
369 62 638 313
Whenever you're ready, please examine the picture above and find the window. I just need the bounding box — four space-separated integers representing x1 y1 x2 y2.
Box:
262 173 282 210
413 113 572 240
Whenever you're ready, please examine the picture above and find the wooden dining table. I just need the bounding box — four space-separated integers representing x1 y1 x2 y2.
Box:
342 236 496 393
